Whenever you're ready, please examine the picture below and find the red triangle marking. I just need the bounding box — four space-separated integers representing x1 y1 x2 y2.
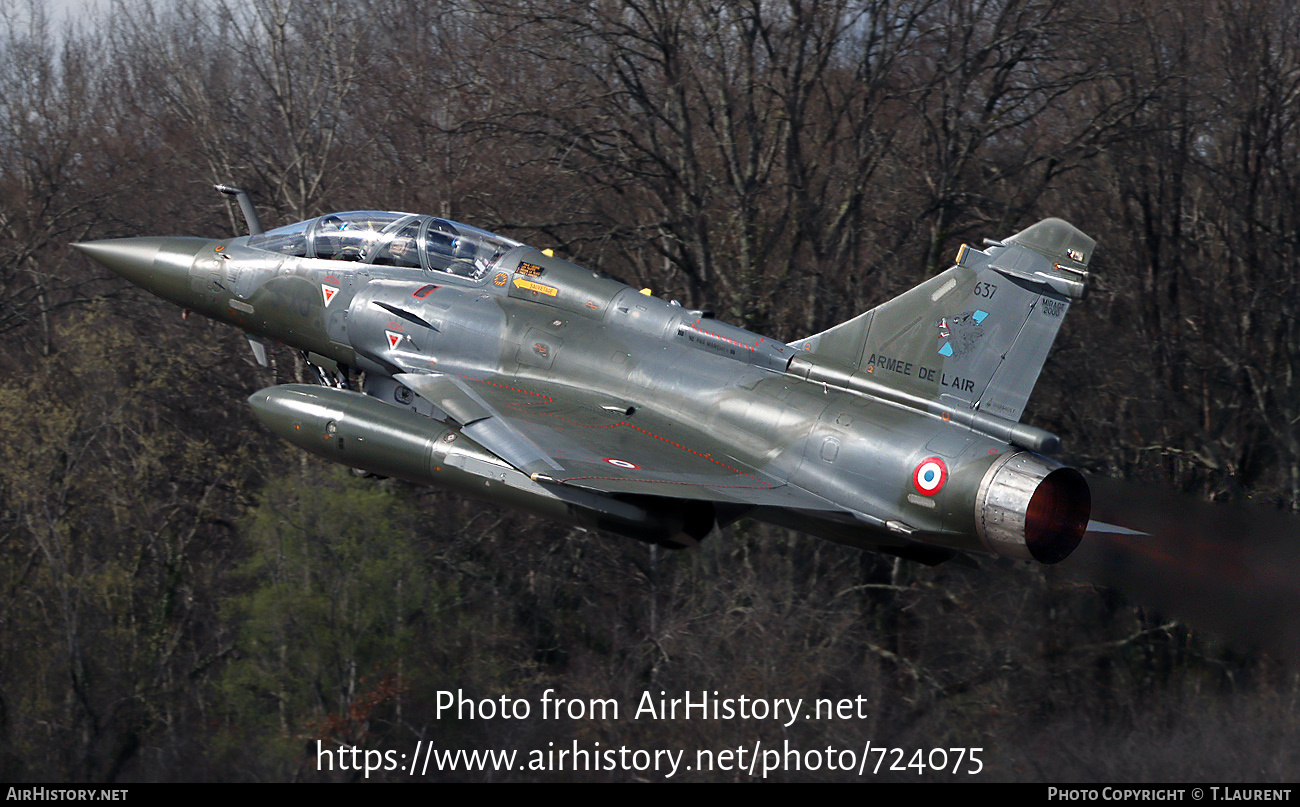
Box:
386 331 402 350
322 284 338 305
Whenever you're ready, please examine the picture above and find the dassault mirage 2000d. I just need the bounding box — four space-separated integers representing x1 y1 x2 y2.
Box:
74 186 1093 566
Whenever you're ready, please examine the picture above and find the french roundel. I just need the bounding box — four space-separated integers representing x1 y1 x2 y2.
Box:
603 457 640 470
912 457 947 496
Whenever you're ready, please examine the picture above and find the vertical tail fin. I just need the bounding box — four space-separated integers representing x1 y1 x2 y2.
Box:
791 218 1094 422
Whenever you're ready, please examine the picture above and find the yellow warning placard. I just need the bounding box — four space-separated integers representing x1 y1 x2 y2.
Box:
513 277 559 297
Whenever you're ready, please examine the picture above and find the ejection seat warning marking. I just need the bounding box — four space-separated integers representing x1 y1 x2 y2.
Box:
513 277 559 297
322 284 339 305
517 262 545 278
386 331 403 349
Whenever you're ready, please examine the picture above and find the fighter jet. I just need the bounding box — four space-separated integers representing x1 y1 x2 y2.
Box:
73 186 1094 565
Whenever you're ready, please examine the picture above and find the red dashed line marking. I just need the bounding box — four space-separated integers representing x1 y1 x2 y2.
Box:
460 375 615 425
617 421 759 478
458 374 554 404
535 413 623 428
457 375 772 489
556 476 770 490
691 320 757 352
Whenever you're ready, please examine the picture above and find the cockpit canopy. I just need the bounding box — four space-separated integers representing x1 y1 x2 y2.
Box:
247 211 524 280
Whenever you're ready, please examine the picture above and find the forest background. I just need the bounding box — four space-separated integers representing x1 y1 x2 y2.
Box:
2 0 1299 782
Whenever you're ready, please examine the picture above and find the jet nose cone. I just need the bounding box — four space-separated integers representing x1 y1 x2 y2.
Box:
72 238 161 283
73 236 213 305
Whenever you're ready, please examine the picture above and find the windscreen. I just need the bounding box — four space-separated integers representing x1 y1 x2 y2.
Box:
249 211 525 280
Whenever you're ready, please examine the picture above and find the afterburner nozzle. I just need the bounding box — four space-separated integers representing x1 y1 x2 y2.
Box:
975 451 1090 563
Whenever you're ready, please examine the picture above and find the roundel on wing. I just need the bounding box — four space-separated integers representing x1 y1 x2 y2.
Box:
912 457 948 496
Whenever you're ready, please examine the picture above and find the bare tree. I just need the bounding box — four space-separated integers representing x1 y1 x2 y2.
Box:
0 3 121 352
113 0 374 224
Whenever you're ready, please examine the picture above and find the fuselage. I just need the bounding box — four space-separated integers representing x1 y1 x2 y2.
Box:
74 209 1091 564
